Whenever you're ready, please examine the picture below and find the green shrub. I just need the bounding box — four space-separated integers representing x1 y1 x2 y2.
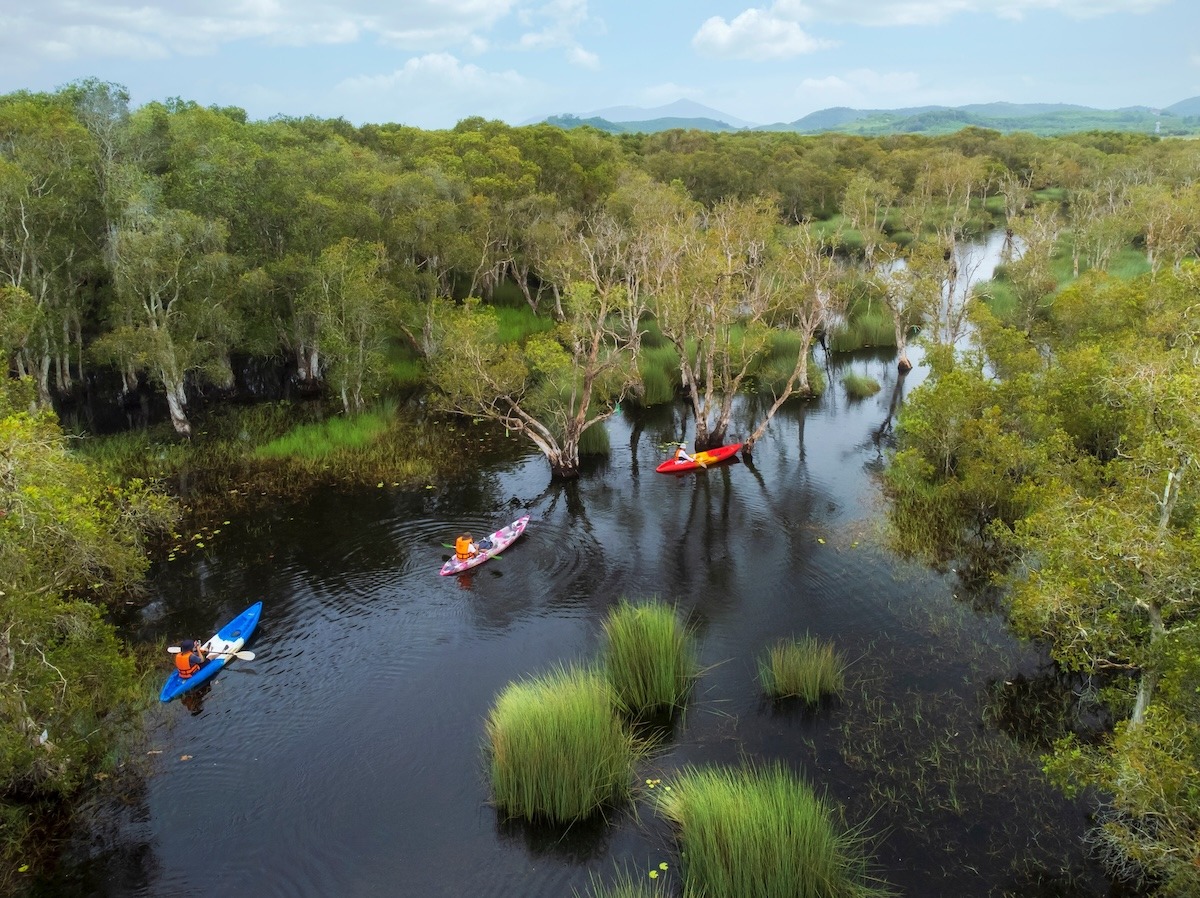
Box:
486 665 639 823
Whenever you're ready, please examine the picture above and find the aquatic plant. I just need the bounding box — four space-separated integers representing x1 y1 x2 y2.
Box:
486 665 639 823
759 635 846 703
601 599 698 715
580 868 672 898
654 762 887 898
842 372 882 400
636 344 680 407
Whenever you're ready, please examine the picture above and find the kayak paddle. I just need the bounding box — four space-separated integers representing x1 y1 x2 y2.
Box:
167 646 256 660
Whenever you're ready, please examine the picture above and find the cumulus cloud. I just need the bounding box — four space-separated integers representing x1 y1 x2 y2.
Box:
335 53 534 126
642 82 705 105
771 0 1169 27
693 9 833 60
568 46 600 68
797 68 923 107
0 0 517 61
516 0 598 65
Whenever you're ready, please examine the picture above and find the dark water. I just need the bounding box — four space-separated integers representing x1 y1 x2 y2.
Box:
44 348 1116 898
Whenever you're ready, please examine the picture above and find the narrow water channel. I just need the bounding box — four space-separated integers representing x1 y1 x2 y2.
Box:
36 344 1113 898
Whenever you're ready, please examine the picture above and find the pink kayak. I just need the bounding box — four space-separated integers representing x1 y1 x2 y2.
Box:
439 516 530 576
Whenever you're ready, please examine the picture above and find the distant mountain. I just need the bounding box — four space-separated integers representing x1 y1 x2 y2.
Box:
582 100 758 129
764 101 1199 137
544 113 741 135
529 100 756 130
1165 95 1200 116
534 98 1200 137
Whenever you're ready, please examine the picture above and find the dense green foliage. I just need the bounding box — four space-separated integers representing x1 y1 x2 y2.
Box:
0 379 175 881
884 264 1200 894
4 78 1200 890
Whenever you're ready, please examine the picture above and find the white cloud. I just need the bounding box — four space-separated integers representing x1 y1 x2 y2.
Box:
0 1 519 62
642 83 705 105
797 68 923 107
568 46 600 68
693 9 833 60
771 0 1169 27
335 53 535 126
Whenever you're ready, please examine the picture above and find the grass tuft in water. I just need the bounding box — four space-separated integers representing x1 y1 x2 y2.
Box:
636 343 680 407
579 870 672 898
842 372 882 400
655 762 888 898
759 635 846 703
601 599 698 715
486 665 640 824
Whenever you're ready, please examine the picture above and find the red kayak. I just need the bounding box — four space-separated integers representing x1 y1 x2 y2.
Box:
656 443 742 473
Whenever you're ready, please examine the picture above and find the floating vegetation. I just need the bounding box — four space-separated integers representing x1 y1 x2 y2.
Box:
601 599 698 716
759 635 846 703
654 762 888 898
486 665 641 824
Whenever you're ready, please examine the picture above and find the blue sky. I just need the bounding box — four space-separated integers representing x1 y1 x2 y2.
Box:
1 1 1196 128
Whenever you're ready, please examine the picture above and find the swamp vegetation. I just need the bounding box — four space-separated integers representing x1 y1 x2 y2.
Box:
1 77 1199 894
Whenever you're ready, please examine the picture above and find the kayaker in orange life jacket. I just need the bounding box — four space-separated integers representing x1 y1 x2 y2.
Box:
455 533 478 561
174 639 208 678
674 446 694 463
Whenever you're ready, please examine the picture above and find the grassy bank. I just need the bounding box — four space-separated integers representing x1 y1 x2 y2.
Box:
74 399 512 522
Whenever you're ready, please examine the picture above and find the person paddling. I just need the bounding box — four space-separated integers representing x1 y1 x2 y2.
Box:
174 639 209 679
454 533 478 561
674 445 694 463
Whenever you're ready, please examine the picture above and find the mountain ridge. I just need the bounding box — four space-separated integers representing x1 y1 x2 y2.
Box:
532 97 1200 137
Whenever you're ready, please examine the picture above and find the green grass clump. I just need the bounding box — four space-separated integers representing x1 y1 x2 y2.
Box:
255 403 394 459
486 665 639 823
637 343 680 407
601 599 698 715
842 372 882 400
829 307 896 353
1106 247 1151 280
759 636 846 703
581 871 671 898
579 419 611 456
493 304 556 345
655 762 886 898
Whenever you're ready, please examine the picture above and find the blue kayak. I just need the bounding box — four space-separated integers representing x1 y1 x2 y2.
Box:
159 601 263 702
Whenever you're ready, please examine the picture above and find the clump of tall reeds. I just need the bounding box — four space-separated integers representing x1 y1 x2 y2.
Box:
654 762 887 898
636 343 681 407
486 665 639 823
580 870 671 898
842 372 882 400
601 599 698 715
759 636 846 703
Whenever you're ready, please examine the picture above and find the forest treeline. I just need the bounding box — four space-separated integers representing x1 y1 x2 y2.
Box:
2 78 1200 893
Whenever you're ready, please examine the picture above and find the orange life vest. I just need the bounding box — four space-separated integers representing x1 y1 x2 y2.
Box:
455 536 474 561
175 650 201 678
